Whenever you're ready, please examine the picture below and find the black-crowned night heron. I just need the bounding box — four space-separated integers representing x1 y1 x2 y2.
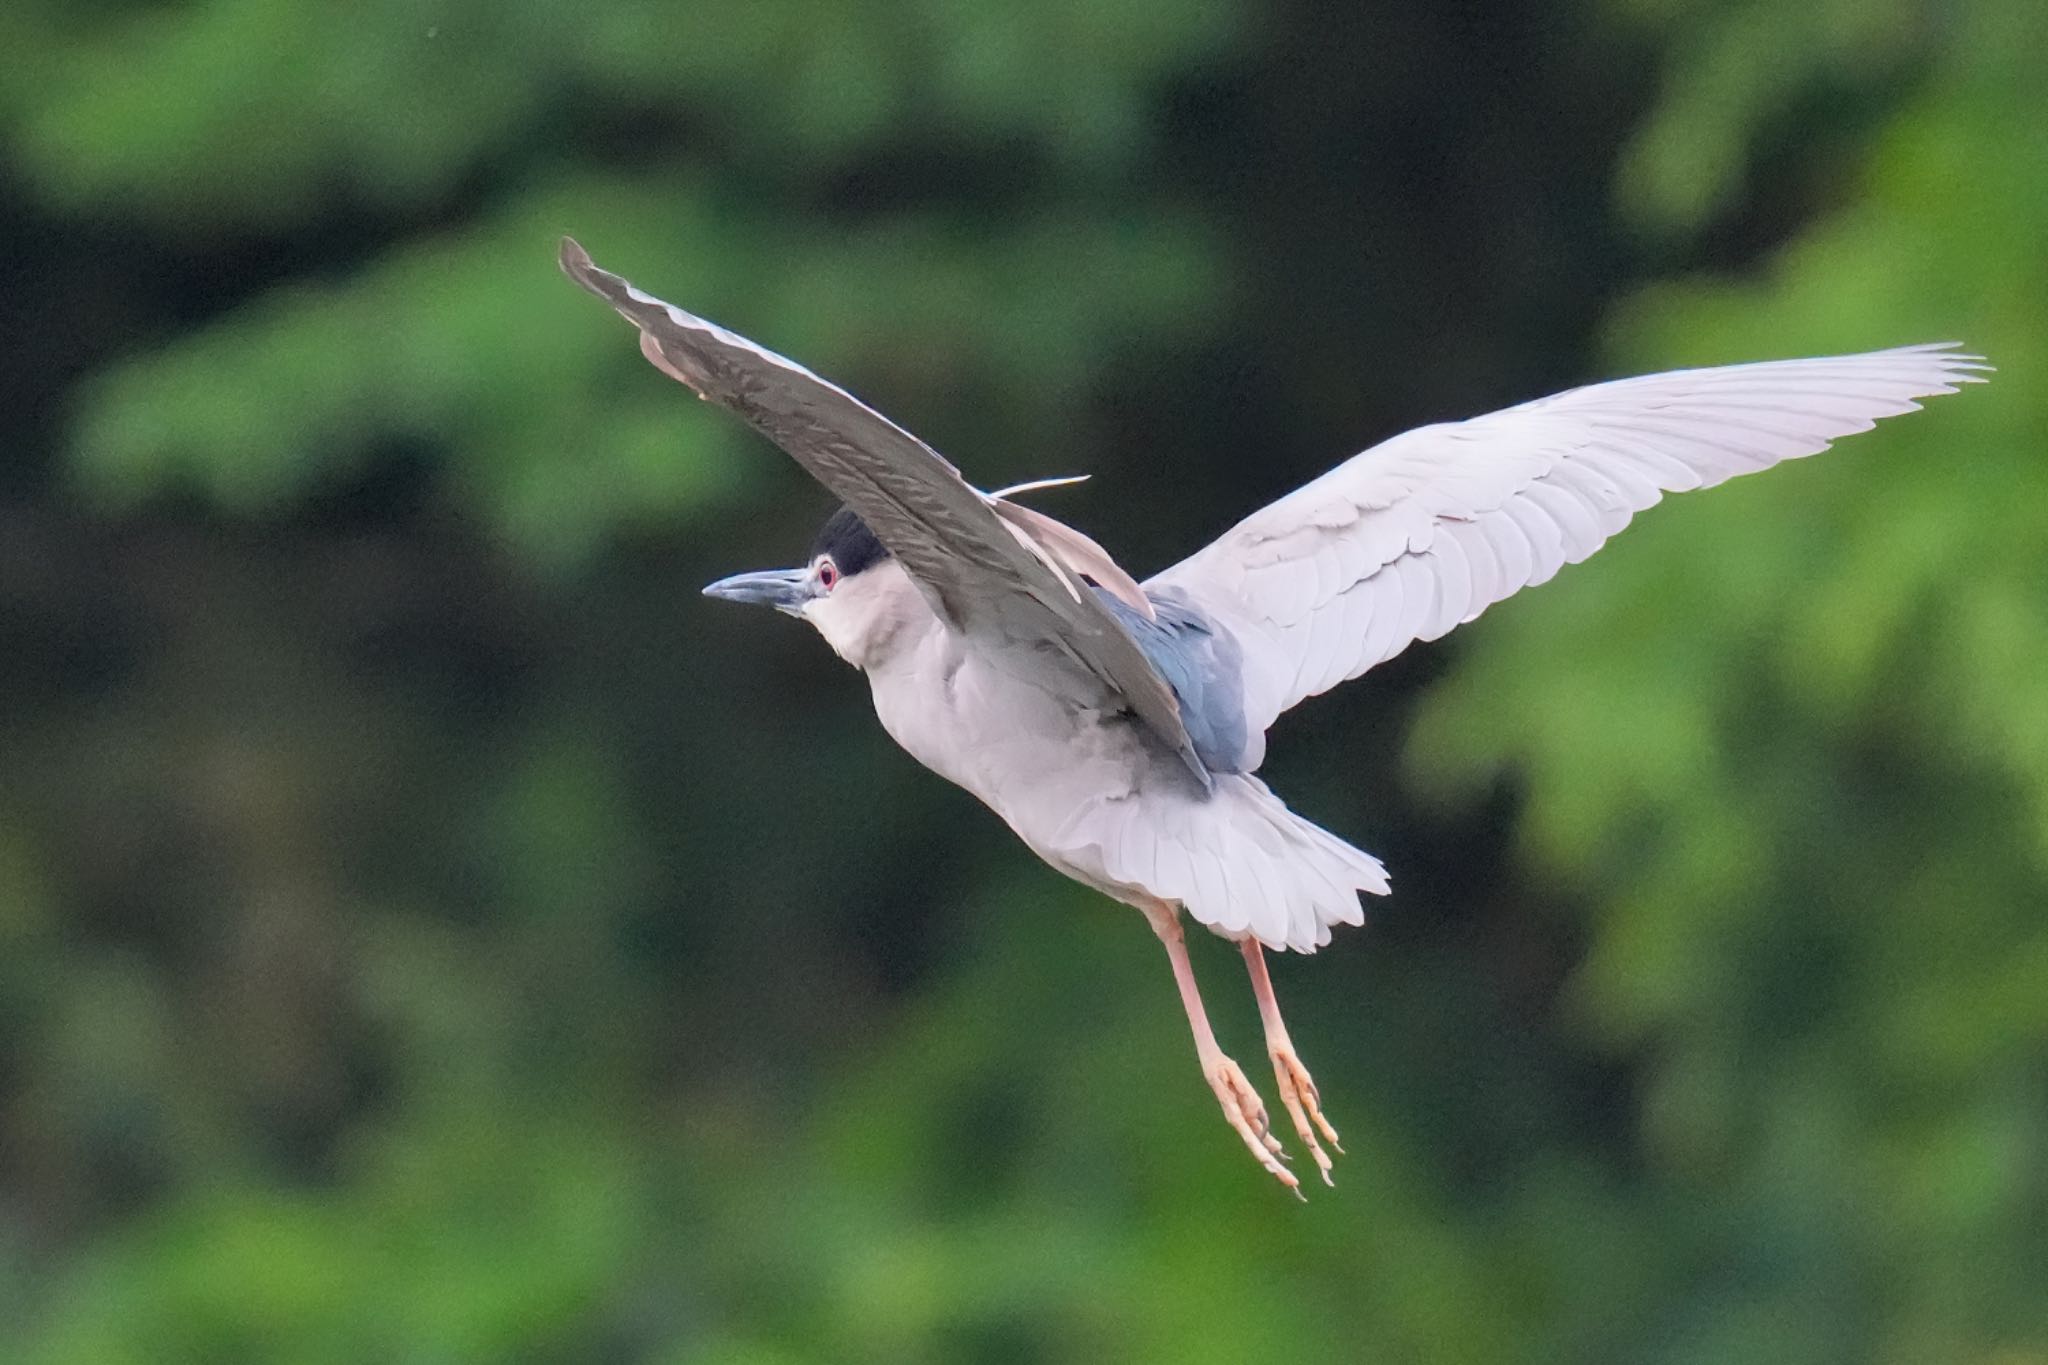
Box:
561 238 1985 1196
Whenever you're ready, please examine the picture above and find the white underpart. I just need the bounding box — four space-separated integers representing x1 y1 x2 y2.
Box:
837 562 1387 953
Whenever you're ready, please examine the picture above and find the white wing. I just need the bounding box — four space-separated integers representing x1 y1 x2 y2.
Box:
1150 344 1989 739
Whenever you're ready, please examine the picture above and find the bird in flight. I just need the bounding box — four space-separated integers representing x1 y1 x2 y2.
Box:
560 237 1985 1196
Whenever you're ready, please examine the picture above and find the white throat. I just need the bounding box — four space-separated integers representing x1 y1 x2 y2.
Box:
801 559 931 669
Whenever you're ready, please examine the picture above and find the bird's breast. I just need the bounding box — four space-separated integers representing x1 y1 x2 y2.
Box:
866 630 1144 828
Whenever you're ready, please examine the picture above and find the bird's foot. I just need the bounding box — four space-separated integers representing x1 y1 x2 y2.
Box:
1204 1054 1301 1198
1269 1044 1341 1187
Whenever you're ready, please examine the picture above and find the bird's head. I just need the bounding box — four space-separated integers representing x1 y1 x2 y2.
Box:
702 506 917 667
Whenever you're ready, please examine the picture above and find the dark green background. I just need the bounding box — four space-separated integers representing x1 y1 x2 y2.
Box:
2 0 2042 1360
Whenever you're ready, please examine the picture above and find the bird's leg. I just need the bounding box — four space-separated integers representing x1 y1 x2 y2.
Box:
1241 939 1342 1187
1137 899 1300 1197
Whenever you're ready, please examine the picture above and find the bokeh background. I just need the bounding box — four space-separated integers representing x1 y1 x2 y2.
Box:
3 0 2044 1360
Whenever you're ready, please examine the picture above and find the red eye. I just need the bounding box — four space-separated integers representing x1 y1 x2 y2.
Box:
817 560 838 592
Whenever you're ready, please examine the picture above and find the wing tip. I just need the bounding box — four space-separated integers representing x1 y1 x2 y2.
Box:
1897 340 1994 384
558 234 592 276
558 235 625 305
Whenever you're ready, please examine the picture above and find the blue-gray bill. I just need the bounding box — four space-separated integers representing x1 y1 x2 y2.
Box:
702 567 811 617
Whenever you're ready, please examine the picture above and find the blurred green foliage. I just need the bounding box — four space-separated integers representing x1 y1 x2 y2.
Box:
0 0 2041 1362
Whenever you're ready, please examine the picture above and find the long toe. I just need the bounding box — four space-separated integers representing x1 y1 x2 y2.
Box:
1205 1055 1301 1197
1271 1046 1341 1187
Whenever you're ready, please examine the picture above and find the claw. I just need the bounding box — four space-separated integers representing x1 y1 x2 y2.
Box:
1205 1055 1299 1195
1239 940 1344 1187
1269 1045 1340 1187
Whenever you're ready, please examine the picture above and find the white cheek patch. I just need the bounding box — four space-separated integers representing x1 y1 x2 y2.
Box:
801 587 863 661
801 563 918 667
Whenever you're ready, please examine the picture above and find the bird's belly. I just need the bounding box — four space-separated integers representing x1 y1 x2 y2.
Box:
867 636 1150 863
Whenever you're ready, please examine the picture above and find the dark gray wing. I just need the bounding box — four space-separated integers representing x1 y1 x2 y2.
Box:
559 236 1205 785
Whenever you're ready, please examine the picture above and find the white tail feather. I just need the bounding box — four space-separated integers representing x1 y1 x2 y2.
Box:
1068 773 1387 953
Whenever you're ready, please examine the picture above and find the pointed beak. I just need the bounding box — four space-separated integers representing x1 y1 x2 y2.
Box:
702 567 812 617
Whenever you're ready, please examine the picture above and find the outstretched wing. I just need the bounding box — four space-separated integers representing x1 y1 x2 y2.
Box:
559 237 1207 784
1150 344 1989 739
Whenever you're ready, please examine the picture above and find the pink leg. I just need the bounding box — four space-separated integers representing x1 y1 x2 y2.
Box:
1138 899 1299 1197
1241 938 1343 1186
